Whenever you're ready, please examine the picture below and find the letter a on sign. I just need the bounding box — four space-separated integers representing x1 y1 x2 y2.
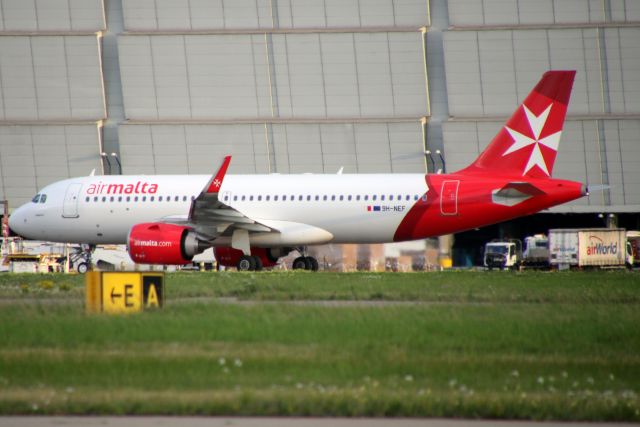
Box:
143 273 164 308
146 285 159 307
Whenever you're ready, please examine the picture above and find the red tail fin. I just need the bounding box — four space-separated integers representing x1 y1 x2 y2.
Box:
460 70 576 178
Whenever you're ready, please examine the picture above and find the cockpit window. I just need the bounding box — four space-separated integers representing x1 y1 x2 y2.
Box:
32 194 41 203
40 194 47 203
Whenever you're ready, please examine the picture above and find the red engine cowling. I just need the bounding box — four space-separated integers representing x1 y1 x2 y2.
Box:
127 222 205 265
214 247 287 269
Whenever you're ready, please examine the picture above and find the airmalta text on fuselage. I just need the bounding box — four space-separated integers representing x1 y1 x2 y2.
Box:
86 181 159 195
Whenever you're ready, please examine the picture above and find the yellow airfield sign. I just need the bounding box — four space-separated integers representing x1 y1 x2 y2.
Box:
86 271 164 314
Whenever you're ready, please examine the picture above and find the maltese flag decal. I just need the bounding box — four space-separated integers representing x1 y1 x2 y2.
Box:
503 104 562 176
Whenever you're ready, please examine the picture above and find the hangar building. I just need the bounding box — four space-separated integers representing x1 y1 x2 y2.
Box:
0 0 638 267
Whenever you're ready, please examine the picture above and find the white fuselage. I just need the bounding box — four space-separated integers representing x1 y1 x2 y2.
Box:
9 173 428 246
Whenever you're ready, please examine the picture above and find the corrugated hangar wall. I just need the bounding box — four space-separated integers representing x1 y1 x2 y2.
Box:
116 0 430 176
0 0 638 215
443 0 640 213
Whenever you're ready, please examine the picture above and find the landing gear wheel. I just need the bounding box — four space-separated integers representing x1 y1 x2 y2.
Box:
253 256 264 271
237 255 256 271
76 262 89 274
306 256 319 271
292 256 310 270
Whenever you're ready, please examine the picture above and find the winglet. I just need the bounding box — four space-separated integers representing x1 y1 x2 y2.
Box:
205 156 231 194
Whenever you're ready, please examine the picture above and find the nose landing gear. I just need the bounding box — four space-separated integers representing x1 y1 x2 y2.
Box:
69 244 95 273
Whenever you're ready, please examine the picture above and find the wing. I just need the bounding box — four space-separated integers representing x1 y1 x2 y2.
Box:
162 156 273 243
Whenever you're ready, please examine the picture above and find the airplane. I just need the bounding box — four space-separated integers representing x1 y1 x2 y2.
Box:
9 70 586 272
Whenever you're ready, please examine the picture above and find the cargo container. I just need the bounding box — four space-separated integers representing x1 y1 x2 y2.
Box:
549 228 632 268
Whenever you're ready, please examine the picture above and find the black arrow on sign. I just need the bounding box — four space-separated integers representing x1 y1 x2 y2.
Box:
110 287 122 304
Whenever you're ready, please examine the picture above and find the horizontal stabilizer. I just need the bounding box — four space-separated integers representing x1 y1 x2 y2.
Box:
492 182 545 207
500 182 546 197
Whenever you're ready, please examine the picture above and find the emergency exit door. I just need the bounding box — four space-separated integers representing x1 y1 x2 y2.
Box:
440 180 459 216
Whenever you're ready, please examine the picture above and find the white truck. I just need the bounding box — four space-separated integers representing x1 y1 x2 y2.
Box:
483 235 550 270
522 234 550 268
549 228 633 269
483 239 522 270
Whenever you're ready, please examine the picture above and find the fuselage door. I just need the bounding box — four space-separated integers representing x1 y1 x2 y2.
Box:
440 180 459 216
62 183 82 218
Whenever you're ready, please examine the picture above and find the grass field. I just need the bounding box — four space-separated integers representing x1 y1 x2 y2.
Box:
0 270 639 420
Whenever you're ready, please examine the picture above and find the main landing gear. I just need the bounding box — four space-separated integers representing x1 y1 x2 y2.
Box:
236 255 264 272
292 247 319 271
292 256 319 271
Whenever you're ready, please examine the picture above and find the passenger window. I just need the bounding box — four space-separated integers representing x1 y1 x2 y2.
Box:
242 195 246 201
118 196 123 202
372 195 377 201
249 195 254 201
307 195 311 201
174 196 179 202
274 195 279 201
32 194 40 203
85 197 90 202
158 196 163 201
355 195 360 201
94 196 98 202
102 197 107 202
110 196 114 202
315 195 319 201
421 195 427 201
405 195 410 201
183 196 187 202
339 195 344 201
364 195 369 201
40 195 47 203
258 195 262 201
389 195 394 201
142 196 146 202
414 195 419 201
266 195 270 201
298 195 303 201
151 196 155 202
134 196 139 202
323 195 327 201
126 196 131 202
381 195 385 201
331 195 336 201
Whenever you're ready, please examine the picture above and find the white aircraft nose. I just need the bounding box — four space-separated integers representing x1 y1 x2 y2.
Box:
8 205 28 237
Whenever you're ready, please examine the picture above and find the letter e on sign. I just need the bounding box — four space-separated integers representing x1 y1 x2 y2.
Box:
101 273 142 314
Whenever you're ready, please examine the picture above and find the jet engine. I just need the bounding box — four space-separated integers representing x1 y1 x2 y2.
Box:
127 222 208 265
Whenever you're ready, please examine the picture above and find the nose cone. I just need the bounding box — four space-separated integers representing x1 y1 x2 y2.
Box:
8 204 28 238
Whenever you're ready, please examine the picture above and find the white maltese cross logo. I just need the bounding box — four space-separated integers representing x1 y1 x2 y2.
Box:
503 104 561 176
